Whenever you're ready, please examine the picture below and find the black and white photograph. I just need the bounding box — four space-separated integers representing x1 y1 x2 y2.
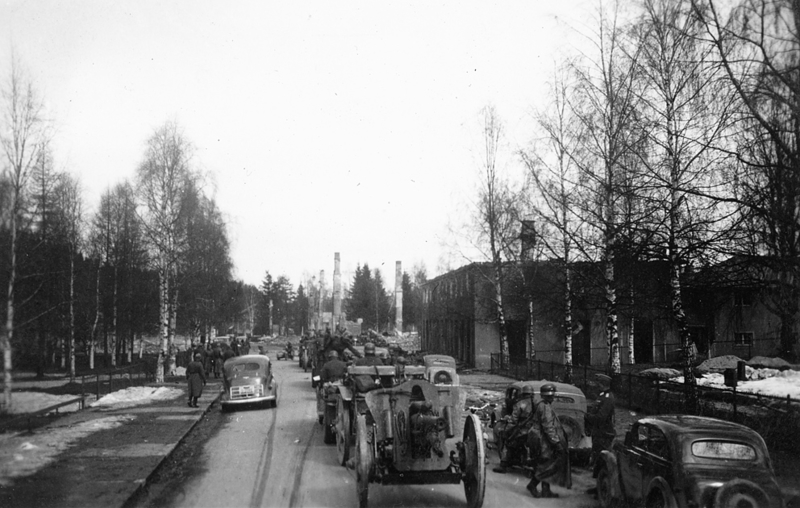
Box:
1 1 800 507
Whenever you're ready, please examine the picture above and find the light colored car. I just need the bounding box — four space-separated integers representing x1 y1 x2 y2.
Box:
493 380 592 465
221 354 278 411
423 354 460 386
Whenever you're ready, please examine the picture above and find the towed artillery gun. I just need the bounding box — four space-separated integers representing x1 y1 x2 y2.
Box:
331 360 485 508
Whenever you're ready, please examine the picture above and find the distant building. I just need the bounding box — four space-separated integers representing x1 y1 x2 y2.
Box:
421 258 792 370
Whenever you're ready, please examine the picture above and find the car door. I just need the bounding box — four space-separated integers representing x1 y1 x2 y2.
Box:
617 423 647 500
638 426 674 501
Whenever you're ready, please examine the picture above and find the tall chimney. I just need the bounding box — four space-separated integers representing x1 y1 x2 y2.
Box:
395 261 403 334
333 252 342 328
318 270 325 331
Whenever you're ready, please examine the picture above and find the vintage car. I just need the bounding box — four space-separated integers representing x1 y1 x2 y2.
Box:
595 415 788 508
423 354 460 386
492 379 591 466
220 354 278 411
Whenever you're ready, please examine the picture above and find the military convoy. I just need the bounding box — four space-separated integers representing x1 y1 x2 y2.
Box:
312 354 484 508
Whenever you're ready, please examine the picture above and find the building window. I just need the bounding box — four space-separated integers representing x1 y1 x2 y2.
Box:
734 290 754 307
734 332 753 347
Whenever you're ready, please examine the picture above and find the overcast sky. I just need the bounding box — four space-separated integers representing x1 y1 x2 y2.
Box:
0 0 594 289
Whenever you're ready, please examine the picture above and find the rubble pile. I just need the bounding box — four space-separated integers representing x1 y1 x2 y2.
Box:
638 367 682 380
696 355 745 374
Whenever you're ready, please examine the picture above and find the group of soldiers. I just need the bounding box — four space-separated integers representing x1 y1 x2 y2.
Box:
188 337 250 379
493 373 616 499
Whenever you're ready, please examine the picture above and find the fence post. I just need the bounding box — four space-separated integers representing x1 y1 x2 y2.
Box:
732 385 737 421
96 373 100 400
537 360 541 379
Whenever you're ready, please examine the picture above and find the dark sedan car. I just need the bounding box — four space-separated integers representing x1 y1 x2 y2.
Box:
221 354 278 411
595 415 787 508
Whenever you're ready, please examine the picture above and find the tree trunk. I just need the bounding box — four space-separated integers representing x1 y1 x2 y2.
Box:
628 285 636 365
156 264 169 383
605 255 621 374
493 261 510 362
167 283 178 376
2 211 17 413
527 298 536 360
90 261 101 371
110 265 118 368
69 252 76 380
564 261 574 383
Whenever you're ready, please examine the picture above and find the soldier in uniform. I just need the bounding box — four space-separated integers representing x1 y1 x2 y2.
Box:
324 331 362 360
493 384 536 473
585 373 616 466
320 350 347 383
354 342 384 366
526 383 572 498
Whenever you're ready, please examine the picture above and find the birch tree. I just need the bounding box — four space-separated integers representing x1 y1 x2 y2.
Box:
570 1 645 374
0 57 47 412
634 0 737 411
136 121 193 382
474 105 520 364
522 69 586 381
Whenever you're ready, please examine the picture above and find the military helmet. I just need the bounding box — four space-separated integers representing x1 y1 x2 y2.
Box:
327 350 339 359
364 342 376 355
540 383 556 396
521 384 535 395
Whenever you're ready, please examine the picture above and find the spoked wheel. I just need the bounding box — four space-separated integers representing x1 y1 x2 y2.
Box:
462 413 486 508
336 397 351 465
355 414 373 508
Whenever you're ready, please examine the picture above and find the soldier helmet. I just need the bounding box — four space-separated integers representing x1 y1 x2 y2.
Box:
194 353 202 360
327 350 339 359
540 383 556 396
521 384 535 395
364 342 376 355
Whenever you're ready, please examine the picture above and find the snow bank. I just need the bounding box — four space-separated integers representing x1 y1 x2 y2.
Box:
675 368 800 399
747 356 792 369
0 415 133 486
90 386 183 409
6 392 90 415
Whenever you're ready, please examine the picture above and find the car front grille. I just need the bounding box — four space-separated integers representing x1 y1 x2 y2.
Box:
230 384 264 400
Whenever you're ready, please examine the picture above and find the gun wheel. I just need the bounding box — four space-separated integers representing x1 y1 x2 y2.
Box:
462 413 486 508
336 397 351 465
355 414 373 508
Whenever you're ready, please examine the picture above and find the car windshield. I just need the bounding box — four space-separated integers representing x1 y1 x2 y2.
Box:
232 362 262 373
691 440 756 461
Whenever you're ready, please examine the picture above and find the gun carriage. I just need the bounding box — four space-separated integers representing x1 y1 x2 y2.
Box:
331 361 485 508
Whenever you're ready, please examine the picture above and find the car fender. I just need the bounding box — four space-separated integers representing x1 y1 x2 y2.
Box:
336 385 353 402
596 450 623 499
646 476 678 508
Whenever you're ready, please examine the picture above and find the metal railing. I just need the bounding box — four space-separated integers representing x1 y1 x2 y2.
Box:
80 360 156 400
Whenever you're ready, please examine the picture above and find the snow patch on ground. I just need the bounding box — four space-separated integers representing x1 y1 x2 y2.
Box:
0 415 133 486
90 386 183 409
6 392 91 415
675 368 800 399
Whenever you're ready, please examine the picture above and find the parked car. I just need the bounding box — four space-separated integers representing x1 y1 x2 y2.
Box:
221 354 278 411
595 415 789 508
492 380 592 465
423 354 459 386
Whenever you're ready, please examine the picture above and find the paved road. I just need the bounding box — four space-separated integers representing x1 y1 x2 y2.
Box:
169 358 596 508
